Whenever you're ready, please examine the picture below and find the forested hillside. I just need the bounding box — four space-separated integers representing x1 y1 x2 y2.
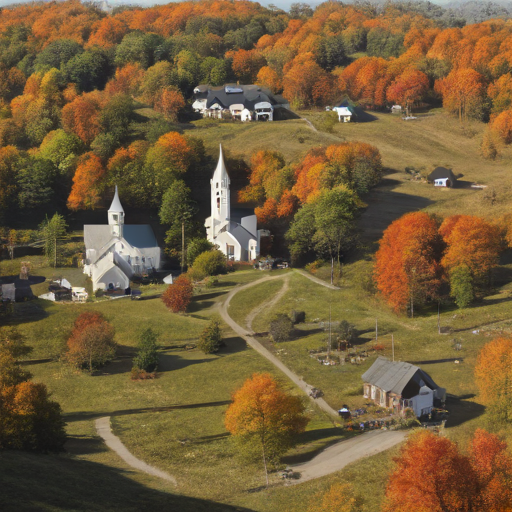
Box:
1 0 512 232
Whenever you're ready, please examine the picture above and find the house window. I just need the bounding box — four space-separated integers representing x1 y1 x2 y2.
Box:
227 245 235 258
216 183 219 188
217 198 220 210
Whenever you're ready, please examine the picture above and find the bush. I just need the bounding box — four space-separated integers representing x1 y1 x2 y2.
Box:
161 274 193 313
66 312 116 372
187 238 214 267
192 250 227 277
132 328 159 372
198 318 223 354
305 260 323 274
338 320 356 342
269 314 293 343
205 276 218 289
131 368 156 380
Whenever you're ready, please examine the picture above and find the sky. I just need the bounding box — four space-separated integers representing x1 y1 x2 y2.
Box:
0 0 455 11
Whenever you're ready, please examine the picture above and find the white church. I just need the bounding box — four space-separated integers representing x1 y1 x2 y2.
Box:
83 187 161 292
205 145 266 261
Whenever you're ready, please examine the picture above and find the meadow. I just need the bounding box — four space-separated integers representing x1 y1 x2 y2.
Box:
2 107 512 511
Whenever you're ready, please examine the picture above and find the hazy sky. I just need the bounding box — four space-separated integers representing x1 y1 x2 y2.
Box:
0 0 451 11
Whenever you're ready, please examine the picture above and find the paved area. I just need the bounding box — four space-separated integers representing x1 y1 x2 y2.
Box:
289 429 407 483
95 416 177 484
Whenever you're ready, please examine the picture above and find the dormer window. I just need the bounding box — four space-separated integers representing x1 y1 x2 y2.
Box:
112 214 118 222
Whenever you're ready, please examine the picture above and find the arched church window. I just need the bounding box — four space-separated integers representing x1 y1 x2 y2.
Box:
217 198 220 210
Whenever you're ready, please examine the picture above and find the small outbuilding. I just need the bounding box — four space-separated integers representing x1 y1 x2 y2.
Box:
428 167 458 188
333 106 352 122
362 357 445 417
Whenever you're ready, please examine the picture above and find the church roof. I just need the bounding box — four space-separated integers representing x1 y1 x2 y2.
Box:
109 186 124 213
84 225 158 252
212 144 229 183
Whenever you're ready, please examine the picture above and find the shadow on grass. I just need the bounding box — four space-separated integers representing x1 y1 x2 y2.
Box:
187 300 215 313
217 336 248 355
9 301 49 324
445 394 485 428
65 434 108 455
281 427 346 465
193 291 226 301
409 358 464 365
158 352 215 372
64 400 232 423
0 450 252 512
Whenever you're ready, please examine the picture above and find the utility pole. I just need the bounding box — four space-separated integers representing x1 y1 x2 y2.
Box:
392 334 395 362
328 303 332 357
437 302 441 334
181 221 185 273
376 318 378 341
54 236 57 268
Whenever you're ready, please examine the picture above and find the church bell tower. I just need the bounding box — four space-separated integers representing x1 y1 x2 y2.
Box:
108 185 125 238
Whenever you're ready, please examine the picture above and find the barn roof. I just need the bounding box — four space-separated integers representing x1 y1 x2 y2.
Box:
362 357 440 395
428 167 457 182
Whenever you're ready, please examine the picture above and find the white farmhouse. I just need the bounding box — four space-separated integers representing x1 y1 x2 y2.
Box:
83 187 161 292
205 145 266 261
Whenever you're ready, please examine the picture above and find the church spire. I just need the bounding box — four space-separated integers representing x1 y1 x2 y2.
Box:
210 144 230 226
108 185 124 238
212 144 229 184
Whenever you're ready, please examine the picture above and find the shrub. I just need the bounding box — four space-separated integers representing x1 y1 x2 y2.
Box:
66 312 116 372
132 328 159 373
161 274 193 313
186 238 214 267
131 368 156 380
192 250 227 277
198 318 223 354
291 310 306 324
269 314 293 343
338 320 356 342
305 260 323 274
205 276 218 289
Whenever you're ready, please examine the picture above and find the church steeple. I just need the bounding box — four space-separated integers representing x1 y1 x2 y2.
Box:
108 185 124 238
211 144 230 225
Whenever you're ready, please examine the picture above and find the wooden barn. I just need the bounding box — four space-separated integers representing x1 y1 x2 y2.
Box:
362 357 445 417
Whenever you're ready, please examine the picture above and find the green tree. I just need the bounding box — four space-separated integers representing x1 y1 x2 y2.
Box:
34 39 83 72
63 49 111 92
450 265 474 308
114 32 164 69
186 238 214 267
16 157 56 209
159 180 196 272
285 202 316 265
198 318 222 354
133 328 159 372
38 129 83 176
39 213 68 267
99 94 134 145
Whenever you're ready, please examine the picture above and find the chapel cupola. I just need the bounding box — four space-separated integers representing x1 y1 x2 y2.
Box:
211 144 230 223
108 185 125 238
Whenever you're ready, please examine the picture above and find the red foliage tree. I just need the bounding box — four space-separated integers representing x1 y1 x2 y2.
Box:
66 311 116 372
386 68 429 113
490 109 512 144
256 66 283 93
161 275 193 313
230 49 265 84
62 93 102 145
374 212 442 315
384 429 512 512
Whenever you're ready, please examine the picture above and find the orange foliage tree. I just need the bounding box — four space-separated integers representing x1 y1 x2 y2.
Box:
374 212 442 315
66 312 116 372
153 86 186 122
386 68 429 113
230 49 265 84
67 152 105 210
161 274 193 313
475 336 512 422
439 215 502 282
490 109 512 144
105 63 145 97
308 483 358 512
256 66 283 93
224 373 309 486
62 93 102 145
435 68 486 123
384 429 512 512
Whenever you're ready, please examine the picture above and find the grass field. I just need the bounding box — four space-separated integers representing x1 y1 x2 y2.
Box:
3 107 512 511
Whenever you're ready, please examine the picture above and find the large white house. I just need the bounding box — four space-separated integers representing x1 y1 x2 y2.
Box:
83 188 161 291
205 145 266 261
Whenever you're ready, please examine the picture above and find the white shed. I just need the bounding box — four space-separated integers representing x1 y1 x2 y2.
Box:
333 106 352 122
241 108 252 122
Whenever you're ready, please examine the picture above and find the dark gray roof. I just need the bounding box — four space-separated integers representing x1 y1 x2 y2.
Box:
231 208 255 224
362 357 440 395
84 225 158 251
428 167 457 182
124 225 158 249
219 221 256 247
197 84 288 110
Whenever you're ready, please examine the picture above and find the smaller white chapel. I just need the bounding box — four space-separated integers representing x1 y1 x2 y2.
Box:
83 187 161 291
205 145 265 261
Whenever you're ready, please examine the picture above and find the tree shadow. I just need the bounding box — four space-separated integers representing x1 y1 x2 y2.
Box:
193 291 226 301
0 450 253 512
187 300 215 313
64 400 232 423
217 336 248 355
7 300 49 324
358 183 435 246
409 358 464 365
281 427 345 464
444 394 485 428
353 108 378 123
65 434 108 455
157 352 216 372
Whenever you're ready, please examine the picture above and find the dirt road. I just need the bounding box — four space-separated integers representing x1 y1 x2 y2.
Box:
289 429 407 483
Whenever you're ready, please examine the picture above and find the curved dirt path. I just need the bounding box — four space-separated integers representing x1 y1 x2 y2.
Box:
289 429 407 483
293 268 340 290
245 275 290 332
95 416 177 484
219 273 338 418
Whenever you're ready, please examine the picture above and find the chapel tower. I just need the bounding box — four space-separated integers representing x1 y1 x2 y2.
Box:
108 185 125 238
210 144 230 236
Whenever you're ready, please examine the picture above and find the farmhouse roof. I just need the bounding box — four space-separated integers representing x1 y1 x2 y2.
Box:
196 84 287 110
362 357 440 395
428 167 457 183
